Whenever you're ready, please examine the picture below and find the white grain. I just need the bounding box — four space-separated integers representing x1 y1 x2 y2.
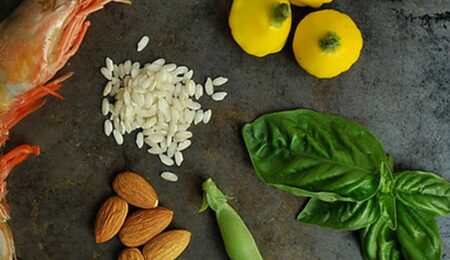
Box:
113 129 124 145
184 70 194 81
101 98 110 116
161 171 178 182
136 132 144 148
147 148 162 155
159 154 174 166
101 67 112 80
131 67 139 78
104 119 113 136
160 140 168 152
213 76 228 86
167 142 177 158
186 80 196 96
205 77 214 95
195 84 203 100
212 92 227 101
175 131 193 142
124 60 132 75
187 100 201 110
177 140 192 151
175 151 184 166
103 82 112 96
163 63 177 72
153 58 165 66
174 66 188 75
137 36 149 52
203 109 212 124
105 57 114 72
194 110 204 125
149 134 164 143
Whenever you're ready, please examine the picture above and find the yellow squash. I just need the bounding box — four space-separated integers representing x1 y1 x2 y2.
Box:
229 0 292 57
293 9 363 78
290 0 333 8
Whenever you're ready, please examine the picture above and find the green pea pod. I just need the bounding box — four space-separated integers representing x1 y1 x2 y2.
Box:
200 178 263 260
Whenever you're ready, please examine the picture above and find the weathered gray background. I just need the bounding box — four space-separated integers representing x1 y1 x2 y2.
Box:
0 0 449 259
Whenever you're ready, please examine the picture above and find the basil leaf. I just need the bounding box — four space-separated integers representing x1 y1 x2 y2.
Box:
396 203 441 260
297 198 379 230
394 171 450 216
360 217 401 260
378 163 397 230
242 109 386 202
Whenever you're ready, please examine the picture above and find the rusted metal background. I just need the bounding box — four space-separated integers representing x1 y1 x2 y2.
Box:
1 0 449 259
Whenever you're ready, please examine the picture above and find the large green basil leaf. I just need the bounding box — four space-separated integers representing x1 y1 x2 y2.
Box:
396 203 441 260
394 171 450 216
359 217 401 260
297 197 379 230
242 109 386 202
378 162 397 230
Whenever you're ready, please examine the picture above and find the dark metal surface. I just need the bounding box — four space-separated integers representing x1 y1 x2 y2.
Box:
0 0 449 259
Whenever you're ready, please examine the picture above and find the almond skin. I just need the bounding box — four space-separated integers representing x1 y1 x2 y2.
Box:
113 172 159 209
143 230 192 260
119 208 173 247
95 196 128 243
118 248 145 260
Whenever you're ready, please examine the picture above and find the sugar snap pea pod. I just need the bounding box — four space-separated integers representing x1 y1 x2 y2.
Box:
200 178 263 260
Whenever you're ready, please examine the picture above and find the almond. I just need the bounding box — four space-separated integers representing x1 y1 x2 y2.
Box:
118 248 145 260
143 230 191 260
119 207 173 247
95 196 128 243
113 171 159 209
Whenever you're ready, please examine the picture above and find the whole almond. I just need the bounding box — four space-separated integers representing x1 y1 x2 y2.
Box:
113 172 159 209
95 196 128 243
118 248 144 260
143 230 191 260
119 207 173 247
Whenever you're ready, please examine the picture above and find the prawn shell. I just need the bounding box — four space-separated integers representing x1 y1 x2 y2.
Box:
0 222 15 260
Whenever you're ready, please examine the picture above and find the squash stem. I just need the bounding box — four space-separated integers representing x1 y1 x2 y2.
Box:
271 3 290 27
319 32 341 52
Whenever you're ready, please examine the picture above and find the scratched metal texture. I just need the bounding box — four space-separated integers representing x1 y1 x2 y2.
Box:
0 0 449 259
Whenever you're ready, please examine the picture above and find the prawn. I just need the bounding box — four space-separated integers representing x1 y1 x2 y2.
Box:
0 0 131 258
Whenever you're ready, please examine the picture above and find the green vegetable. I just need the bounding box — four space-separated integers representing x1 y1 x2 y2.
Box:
200 178 263 260
242 109 386 202
360 217 401 260
298 198 379 230
242 109 450 260
396 203 441 260
394 171 450 216
378 162 397 230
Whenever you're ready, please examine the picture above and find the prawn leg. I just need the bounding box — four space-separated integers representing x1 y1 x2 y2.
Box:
0 73 73 145
0 144 40 222
0 145 41 184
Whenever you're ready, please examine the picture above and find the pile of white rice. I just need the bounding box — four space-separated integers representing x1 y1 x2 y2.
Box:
100 38 228 174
